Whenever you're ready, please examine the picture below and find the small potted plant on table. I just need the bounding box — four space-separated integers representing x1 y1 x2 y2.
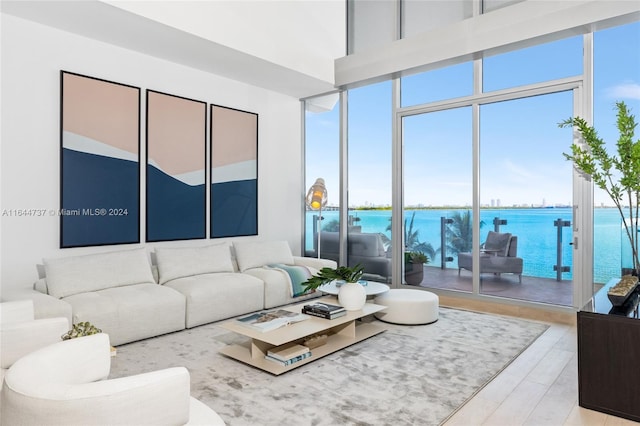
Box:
302 264 367 311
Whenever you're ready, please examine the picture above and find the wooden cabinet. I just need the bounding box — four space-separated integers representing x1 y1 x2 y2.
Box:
577 278 640 422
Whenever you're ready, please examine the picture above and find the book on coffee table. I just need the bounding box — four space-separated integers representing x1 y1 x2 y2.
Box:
267 342 309 361
302 308 347 320
302 302 346 319
265 351 312 366
236 309 309 332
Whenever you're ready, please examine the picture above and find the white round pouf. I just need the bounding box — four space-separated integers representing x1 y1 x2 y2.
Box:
374 289 439 325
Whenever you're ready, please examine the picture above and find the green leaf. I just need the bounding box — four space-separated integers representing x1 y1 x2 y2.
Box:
561 101 640 274
301 264 365 293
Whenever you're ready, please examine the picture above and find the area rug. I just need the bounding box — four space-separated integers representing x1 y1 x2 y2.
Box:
109 307 549 426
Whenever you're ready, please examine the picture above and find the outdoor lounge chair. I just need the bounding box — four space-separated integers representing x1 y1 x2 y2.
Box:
457 231 523 283
308 231 392 282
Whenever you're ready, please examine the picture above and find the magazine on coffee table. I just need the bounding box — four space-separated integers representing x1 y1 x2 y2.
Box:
235 309 309 332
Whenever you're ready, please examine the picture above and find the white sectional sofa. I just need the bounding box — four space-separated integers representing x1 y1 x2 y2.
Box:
21 241 335 346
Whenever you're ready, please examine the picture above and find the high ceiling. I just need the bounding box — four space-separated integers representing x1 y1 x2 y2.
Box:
1 0 346 99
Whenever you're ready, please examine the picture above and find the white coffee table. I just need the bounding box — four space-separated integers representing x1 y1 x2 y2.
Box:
318 280 390 296
219 298 386 375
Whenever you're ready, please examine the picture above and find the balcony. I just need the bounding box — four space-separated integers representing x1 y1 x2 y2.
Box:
413 265 573 306
306 207 626 308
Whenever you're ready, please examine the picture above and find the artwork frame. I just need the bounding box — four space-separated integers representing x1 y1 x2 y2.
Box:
210 104 258 238
59 71 141 248
146 90 207 242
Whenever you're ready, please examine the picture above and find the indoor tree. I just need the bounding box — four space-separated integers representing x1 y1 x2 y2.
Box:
560 101 640 276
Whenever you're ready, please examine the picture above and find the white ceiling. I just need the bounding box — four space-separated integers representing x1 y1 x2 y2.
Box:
1 0 346 99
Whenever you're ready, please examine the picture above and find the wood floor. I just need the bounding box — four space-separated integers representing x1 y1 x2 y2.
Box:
379 264 636 424
410 266 635 424
442 310 639 426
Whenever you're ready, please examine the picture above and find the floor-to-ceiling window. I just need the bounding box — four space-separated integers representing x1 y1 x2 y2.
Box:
593 21 640 290
304 94 340 260
478 92 575 305
400 61 475 291
402 107 473 291
306 1 639 310
398 86 578 307
476 36 582 306
346 82 393 282
394 34 581 306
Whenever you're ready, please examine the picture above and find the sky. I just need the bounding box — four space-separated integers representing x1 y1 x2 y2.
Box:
306 21 640 208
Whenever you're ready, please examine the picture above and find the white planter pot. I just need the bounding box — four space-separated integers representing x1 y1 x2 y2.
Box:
338 281 367 311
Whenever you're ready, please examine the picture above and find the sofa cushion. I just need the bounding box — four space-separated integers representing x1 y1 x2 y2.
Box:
233 241 294 272
348 233 386 257
155 243 234 285
164 273 264 328
484 231 512 256
43 248 155 299
63 283 185 346
243 267 320 309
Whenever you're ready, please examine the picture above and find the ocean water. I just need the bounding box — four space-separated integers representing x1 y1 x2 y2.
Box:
306 208 626 283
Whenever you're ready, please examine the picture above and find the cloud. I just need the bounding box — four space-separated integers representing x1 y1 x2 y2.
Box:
605 82 640 100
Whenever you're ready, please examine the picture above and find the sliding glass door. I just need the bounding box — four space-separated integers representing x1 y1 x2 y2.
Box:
478 92 574 306
399 90 576 307
402 107 473 292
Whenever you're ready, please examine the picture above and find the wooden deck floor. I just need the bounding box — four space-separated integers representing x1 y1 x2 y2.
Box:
411 265 575 307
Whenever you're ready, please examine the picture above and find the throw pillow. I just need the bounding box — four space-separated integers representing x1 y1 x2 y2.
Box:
155 243 234 285
233 240 294 272
484 232 512 256
44 248 155 299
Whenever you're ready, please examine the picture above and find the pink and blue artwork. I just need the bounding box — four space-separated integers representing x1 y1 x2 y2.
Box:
210 105 258 238
60 71 140 248
146 90 206 242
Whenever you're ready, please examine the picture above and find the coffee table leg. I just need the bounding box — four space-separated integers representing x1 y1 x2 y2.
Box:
333 320 356 339
250 339 271 360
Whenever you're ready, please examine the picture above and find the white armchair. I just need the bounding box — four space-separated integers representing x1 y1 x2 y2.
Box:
0 299 69 382
1 333 225 426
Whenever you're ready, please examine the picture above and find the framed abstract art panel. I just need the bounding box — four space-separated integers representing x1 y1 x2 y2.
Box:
146 90 206 242
210 105 258 238
60 71 140 248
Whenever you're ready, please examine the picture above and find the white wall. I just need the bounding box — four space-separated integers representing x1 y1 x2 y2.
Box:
106 0 345 85
0 14 304 294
